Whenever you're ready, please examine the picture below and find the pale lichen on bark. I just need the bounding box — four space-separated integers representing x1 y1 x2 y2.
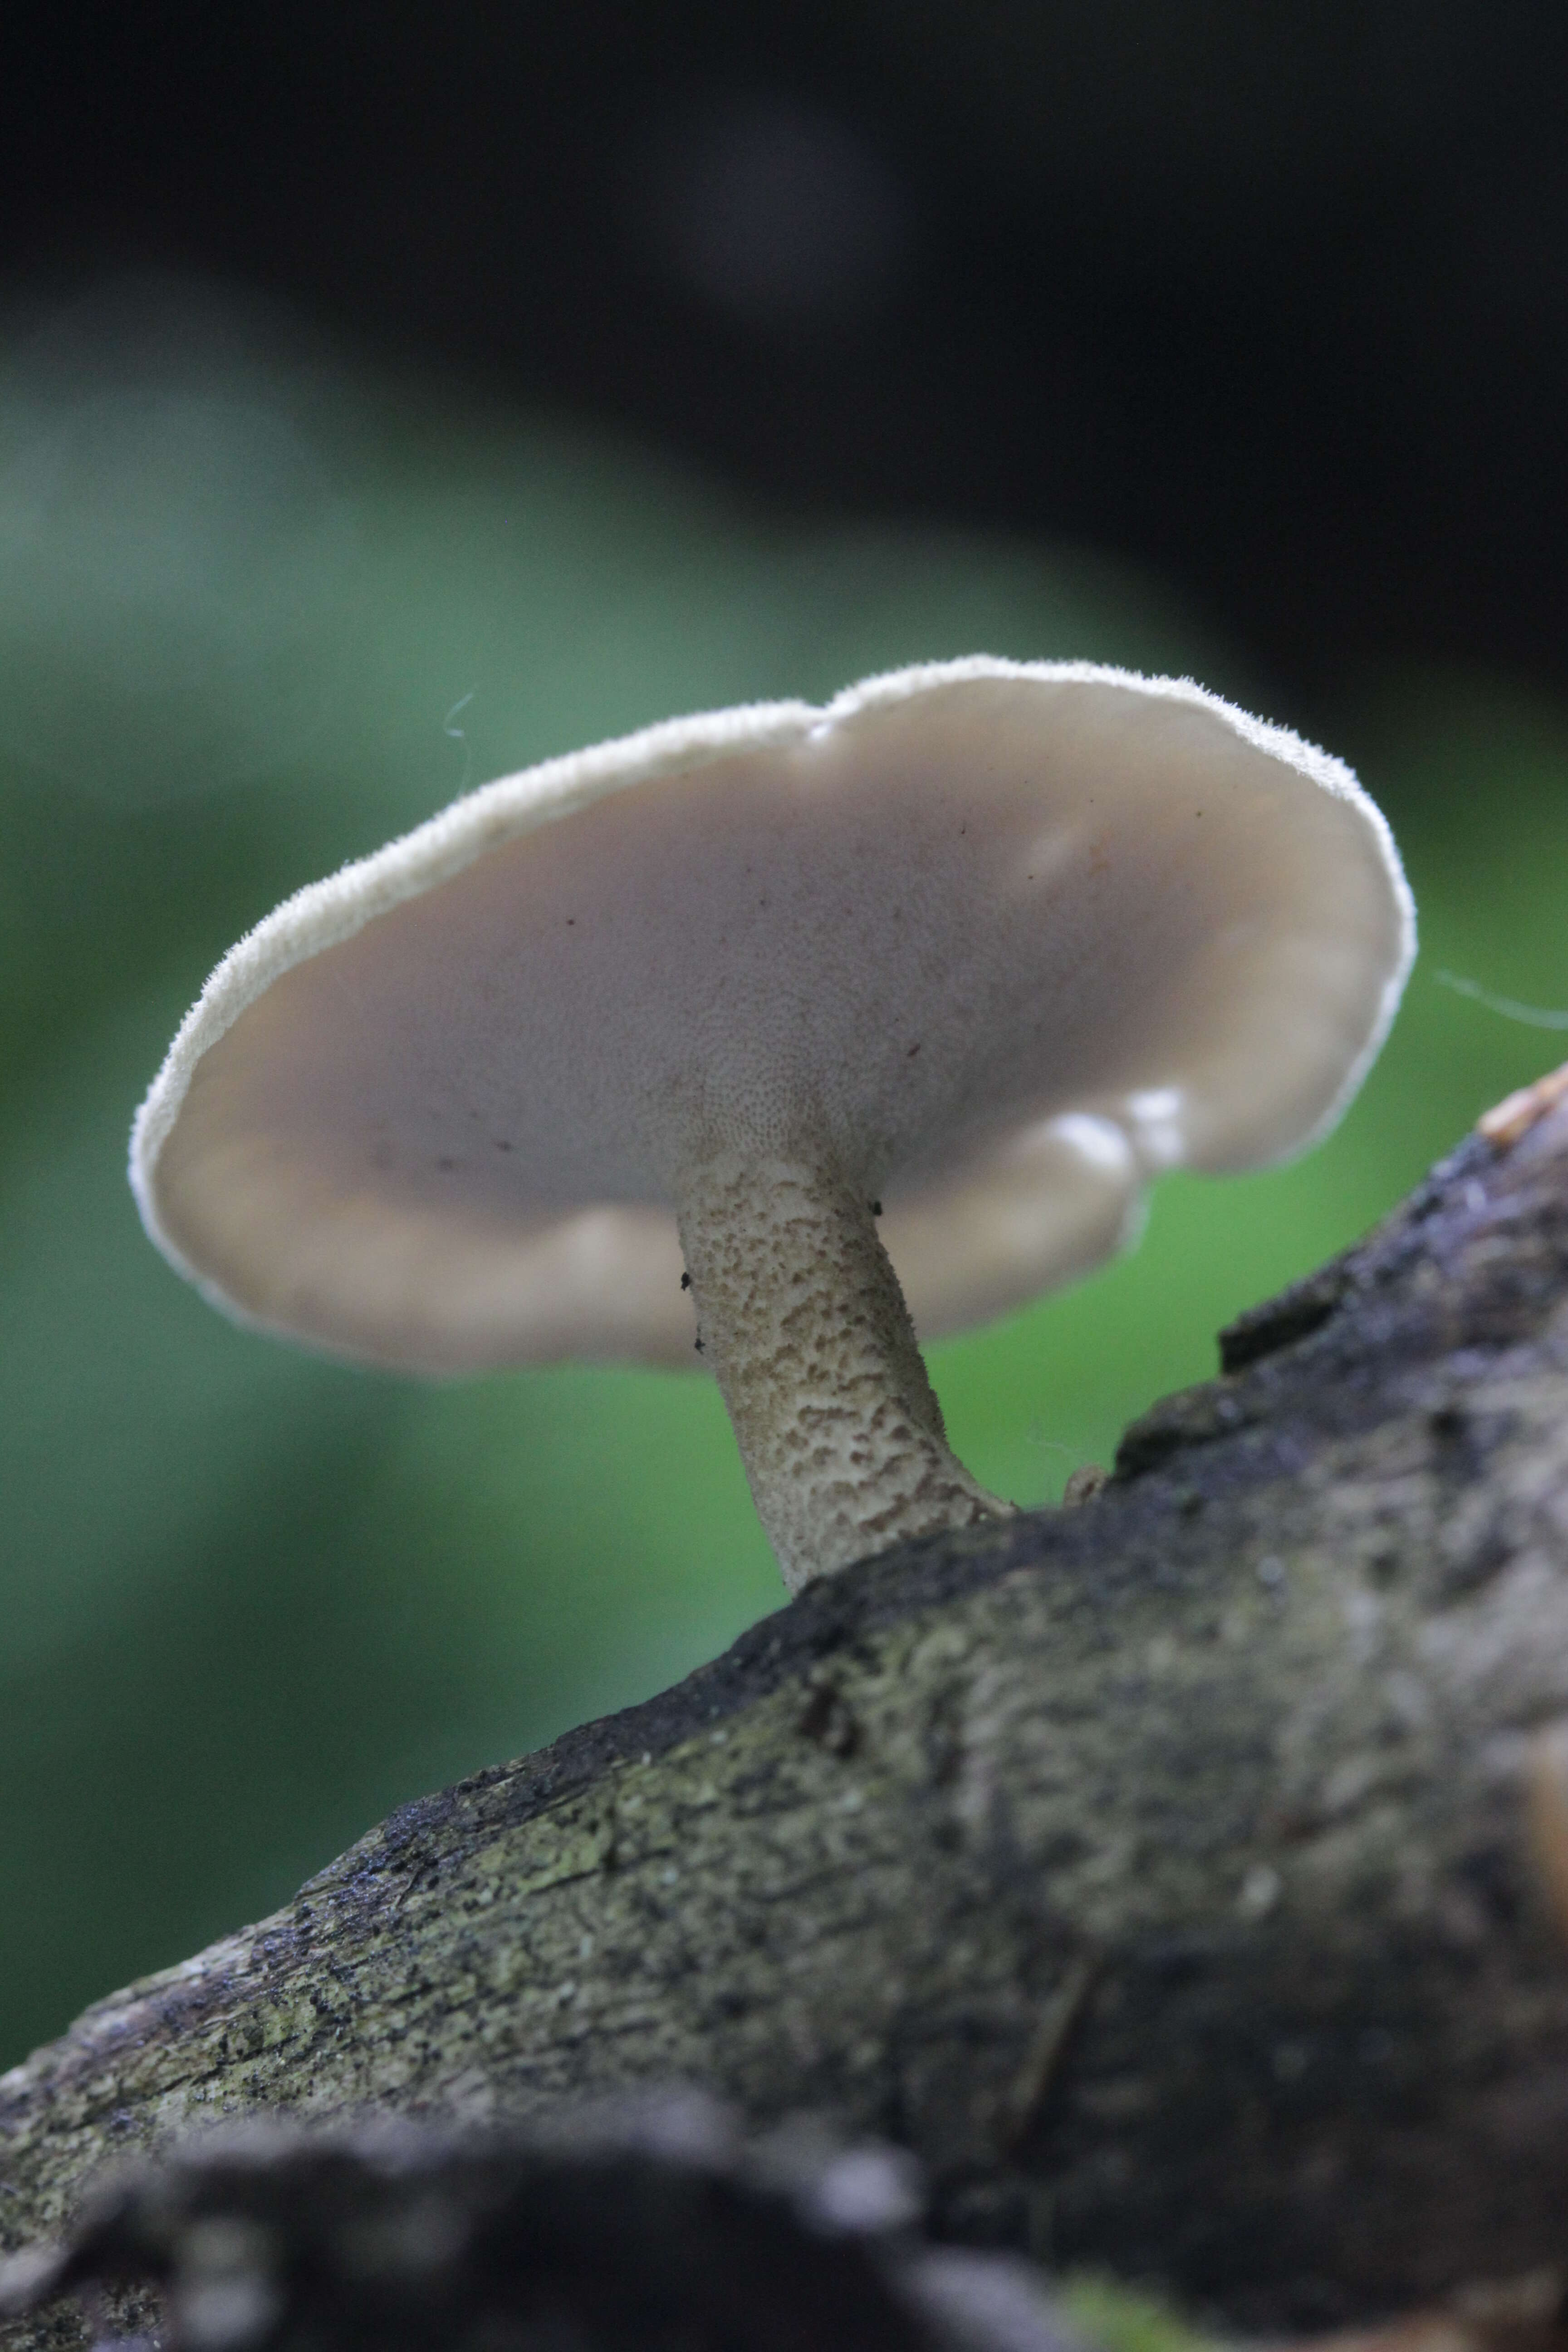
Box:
5 1079 1568 2346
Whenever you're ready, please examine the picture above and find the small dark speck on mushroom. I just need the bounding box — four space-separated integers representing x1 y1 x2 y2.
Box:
493 1139 512 1152
907 1043 921 1058
437 1157 458 1171
681 1271 691 1290
566 918 576 926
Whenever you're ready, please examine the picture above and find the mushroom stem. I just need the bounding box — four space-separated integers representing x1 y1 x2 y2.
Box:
675 1148 1012 1593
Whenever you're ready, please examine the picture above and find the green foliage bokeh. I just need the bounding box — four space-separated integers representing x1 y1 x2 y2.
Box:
2 286 1565 2071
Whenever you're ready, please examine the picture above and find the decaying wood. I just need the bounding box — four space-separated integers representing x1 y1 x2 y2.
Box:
5 1073 1568 2347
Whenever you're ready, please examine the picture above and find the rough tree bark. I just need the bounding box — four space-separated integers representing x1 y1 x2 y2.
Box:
5 1072 1568 2350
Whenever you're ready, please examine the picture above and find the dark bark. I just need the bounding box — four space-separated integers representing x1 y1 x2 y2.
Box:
5 1071 1568 2348
0 2100 1078 2352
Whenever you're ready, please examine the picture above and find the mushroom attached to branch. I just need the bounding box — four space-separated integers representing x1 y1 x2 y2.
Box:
131 659 1413 1591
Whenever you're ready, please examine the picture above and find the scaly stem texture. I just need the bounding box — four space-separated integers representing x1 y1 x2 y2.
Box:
675 1149 1010 1590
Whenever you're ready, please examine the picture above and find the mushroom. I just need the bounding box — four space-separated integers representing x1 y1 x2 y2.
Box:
131 658 1414 1593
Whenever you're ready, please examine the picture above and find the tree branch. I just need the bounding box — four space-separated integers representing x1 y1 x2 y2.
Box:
5 1072 1568 2345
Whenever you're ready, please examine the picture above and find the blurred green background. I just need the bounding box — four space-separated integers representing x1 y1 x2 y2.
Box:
2 279 1566 2076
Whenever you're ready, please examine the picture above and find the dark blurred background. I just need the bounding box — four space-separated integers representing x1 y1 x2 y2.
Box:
2 1 1567 2072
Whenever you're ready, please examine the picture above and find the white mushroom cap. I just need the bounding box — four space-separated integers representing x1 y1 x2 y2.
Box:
132 657 1412 1380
